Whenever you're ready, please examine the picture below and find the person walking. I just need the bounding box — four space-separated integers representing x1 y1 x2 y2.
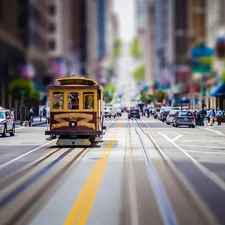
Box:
28 108 35 127
216 107 223 125
209 108 215 126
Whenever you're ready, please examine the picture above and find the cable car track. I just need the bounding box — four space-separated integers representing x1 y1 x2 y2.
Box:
130 119 219 225
0 116 120 225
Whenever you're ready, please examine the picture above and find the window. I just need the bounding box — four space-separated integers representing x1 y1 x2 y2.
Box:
0 0 3 22
0 112 4 119
48 5 56 15
49 23 56 32
83 92 94 109
49 39 56 50
53 92 64 110
68 92 79 110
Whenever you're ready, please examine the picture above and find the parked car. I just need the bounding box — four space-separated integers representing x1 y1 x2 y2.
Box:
158 107 173 121
154 108 160 119
128 108 140 119
173 110 195 128
166 109 179 125
0 109 15 137
161 110 170 122
104 106 117 118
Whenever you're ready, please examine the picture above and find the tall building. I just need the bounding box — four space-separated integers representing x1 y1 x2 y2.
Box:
0 0 26 109
26 0 49 85
47 0 69 78
86 0 98 79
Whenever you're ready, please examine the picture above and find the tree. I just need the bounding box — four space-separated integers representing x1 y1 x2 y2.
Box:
9 79 34 101
132 65 145 81
140 90 148 104
103 83 115 103
113 38 122 58
130 37 142 58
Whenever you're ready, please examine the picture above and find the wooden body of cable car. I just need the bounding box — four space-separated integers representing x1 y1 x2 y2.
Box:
45 75 104 146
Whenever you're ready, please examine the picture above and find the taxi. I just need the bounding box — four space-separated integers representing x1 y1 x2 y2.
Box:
0 109 15 137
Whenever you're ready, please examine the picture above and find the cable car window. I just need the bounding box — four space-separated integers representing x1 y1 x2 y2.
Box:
68 92 79 109
83 92 94 109
53 92 64 110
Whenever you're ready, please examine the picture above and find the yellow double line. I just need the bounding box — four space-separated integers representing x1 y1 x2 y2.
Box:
63 134 117 225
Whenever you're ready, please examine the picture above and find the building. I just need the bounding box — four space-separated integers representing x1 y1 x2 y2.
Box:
0 0 26 110
47 0 69 78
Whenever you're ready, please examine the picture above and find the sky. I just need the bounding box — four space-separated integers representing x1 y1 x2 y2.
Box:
113 0 135 42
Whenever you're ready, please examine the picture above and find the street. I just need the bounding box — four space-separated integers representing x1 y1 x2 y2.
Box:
0 115 225 225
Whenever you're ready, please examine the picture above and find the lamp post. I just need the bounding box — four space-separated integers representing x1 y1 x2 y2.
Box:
20 89 26 125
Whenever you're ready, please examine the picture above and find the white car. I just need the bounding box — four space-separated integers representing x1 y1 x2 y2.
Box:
104 106 117 118
158 107 173 121
166 109 179 125
0 109 15 137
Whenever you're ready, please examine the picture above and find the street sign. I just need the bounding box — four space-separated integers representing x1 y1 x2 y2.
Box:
191 45 214 73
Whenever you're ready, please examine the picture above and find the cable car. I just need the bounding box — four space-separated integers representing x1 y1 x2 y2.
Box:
45 74 105 146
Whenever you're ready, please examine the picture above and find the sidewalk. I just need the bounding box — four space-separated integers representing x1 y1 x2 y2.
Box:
15 116 47 127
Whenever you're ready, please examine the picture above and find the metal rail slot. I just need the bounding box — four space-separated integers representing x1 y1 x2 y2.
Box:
132 120 178 225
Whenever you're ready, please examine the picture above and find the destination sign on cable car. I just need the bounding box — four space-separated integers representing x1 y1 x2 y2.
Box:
58 78 96 86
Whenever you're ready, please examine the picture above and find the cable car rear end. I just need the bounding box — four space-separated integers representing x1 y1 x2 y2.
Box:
45 75 104 146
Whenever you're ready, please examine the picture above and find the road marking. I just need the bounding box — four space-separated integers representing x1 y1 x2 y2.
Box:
185 150 225 154
63 134 117 225
171 134 183 142
158 132 225 192
15 127 25 130
0 140 56 170
181 144 225 149
205 127 225 136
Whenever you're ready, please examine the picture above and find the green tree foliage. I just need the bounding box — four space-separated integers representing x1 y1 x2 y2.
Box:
130 37 141 58
9 79 34 100
154 91 165 102
113 38 122 58
140 90 148 104
222 71 225 83
133 65 145 81
103 83 115 103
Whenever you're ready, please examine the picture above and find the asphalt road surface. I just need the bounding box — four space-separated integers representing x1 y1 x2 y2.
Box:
0 114 225 225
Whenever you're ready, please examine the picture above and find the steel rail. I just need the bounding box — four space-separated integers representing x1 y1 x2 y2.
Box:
1 147 91 225
132 120 179 225
136 119 220 225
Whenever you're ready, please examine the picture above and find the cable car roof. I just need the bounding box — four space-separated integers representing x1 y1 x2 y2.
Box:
48 75 103 90
56 76 98 86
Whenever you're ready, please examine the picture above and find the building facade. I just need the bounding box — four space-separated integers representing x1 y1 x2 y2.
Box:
0 0 26 109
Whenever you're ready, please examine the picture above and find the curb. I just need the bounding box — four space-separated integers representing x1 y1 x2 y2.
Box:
31 122 47 127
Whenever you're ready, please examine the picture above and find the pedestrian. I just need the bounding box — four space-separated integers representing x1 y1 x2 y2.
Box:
43 107 46 118
28 108 35 127
11 108 15 119
209 108 215 126
216 107 223 125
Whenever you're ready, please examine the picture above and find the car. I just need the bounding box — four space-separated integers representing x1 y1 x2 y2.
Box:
173 110 195 128
116 108 122 116
104 106 117 118
158 107 173 121
166 109 179 124
154 108 160 119
161 110 170 122
128 108 140 119
0 109 15 137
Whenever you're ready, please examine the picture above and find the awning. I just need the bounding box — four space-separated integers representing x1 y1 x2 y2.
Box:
171 98 190 104
210 83 225 96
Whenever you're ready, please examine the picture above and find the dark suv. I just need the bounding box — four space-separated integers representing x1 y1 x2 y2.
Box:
128 108 140 119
